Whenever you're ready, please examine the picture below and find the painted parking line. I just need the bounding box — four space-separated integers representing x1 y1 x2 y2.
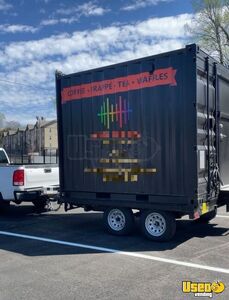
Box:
216 215 229 219
0 231 229 275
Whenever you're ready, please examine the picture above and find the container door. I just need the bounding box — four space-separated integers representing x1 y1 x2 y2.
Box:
219 75 229 189
197 59 219 204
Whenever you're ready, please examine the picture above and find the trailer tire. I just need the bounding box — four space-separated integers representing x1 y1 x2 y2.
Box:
103 208 134 236
140 210 176 242
197 209 217 223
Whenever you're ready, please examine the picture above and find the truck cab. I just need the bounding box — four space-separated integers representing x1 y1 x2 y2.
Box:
0 148 10 165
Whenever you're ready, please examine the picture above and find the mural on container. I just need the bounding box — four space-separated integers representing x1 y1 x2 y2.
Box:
85 95 157 182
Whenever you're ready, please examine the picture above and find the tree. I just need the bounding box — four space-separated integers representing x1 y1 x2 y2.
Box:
6 120 22 129
0 113 22 130
189 0 229 65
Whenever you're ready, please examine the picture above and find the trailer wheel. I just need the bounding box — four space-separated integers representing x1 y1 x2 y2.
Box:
103 208 134 235
197 209 217 223
141 210 176 242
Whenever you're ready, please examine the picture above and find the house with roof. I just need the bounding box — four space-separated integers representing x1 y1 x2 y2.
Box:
2 118 58 156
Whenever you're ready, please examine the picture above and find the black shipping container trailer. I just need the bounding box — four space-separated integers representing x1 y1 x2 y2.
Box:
56 44 229 241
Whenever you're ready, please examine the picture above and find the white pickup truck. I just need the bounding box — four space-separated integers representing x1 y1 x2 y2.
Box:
0 148 59 210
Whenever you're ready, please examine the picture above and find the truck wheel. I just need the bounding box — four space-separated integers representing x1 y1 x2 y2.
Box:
140 210 176 242
0 200 10 213
32 197 47 210
103 208 134 236
197 209 217 223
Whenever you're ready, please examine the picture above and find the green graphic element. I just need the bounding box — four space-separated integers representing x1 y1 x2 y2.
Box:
98 97 132 129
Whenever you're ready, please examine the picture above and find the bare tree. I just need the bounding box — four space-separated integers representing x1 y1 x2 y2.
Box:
0 113 23 130
5 120 22 129
188 0 229 65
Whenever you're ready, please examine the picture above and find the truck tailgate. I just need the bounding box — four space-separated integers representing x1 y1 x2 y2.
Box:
24 166 59 189
0 165 22 200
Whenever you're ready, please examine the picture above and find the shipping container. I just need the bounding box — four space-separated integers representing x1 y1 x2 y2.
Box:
56 44 229 241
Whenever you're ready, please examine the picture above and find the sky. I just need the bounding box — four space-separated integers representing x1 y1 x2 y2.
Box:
0 0 194 125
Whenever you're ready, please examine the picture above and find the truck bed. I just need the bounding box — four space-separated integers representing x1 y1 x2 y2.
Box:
0 161 59 202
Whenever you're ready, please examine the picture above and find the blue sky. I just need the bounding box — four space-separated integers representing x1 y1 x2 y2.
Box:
0 0 193 124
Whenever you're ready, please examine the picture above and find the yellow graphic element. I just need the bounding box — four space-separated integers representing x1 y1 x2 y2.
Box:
85 168 157 182
85 168 157 173
182 281 225 297
124 171 128 182
85 144 157 182
100 159 110 163
121 140 132 144
131 175 138 182
103 174 143 182
100 158 139 164
211 282 225 294
85 130 156 182
201 202 209 215
103 140 134 145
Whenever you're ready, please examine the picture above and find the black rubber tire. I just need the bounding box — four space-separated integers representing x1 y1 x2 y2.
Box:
103 207 134 236
0 199 10 213
140 210 176 242
196 209 217 223
32 197 47 210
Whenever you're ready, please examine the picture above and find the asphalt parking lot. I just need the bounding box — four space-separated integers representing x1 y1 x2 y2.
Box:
0 204 228 300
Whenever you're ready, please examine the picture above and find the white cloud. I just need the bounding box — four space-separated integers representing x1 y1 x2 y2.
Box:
2 13 191 66
36 0 51 3
0 0 12 11
40 8 46 14
40 19 59 26
56 1 109 16
122 0 172 11
0 13 191 121
0 24 38 33
41 17 79 26
41 1 110 26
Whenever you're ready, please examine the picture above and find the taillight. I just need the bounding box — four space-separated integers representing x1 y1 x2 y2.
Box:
13 170 24 186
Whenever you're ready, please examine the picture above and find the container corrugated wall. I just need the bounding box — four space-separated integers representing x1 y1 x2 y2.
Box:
57 45 197 206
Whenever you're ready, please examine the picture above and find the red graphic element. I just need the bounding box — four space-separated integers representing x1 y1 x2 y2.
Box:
61 67 177 103
91 131 141 139
90 132 109 139
112 131 120 138
127 131 141 138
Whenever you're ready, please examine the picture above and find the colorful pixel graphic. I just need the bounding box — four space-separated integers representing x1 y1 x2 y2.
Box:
85 96 156 183
84 131 157 182
97 96 132 129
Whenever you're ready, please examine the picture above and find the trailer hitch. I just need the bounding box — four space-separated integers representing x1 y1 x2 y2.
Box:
64 202 75 212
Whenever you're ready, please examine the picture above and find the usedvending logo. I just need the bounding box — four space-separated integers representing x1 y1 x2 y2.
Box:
182 281 225 298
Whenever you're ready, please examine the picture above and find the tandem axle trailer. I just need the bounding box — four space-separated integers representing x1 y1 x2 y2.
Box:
56 44 229 241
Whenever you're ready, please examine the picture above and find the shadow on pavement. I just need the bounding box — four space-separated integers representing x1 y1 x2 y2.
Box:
0 203 228 257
